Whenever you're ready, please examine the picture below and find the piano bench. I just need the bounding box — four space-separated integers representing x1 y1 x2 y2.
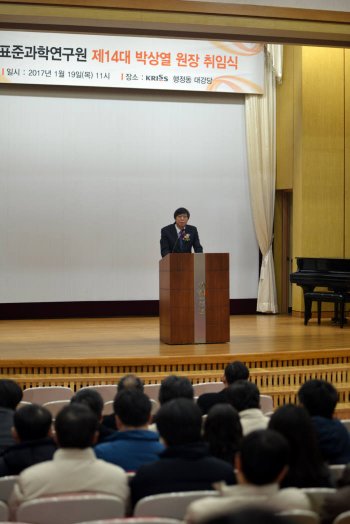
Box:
304 292 350 328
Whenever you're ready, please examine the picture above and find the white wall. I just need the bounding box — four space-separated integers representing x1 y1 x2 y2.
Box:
0 88 259 302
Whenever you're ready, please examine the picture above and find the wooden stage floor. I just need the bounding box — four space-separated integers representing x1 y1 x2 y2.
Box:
1 314 350 363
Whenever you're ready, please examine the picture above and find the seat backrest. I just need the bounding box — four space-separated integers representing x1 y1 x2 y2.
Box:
0 476 18 502
329 464 346 483
43 400 71 419
143 384 161 401
16 493 125 524
22 387 73 404
278 509 320 524
78 385 117 403
259 394 274 413
334 510 350 524
102 400 114 416
75 518 182 524
134 491 218 519
192 383 223 396
0 500 9 521
341 420 350 432
301 488 336 514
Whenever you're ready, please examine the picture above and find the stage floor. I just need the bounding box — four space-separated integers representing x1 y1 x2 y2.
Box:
1 314 350 362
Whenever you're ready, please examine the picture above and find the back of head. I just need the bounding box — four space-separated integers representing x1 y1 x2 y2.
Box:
239 429 290 485
298 379 338 418
204 403 242 463
0 379 23 410
158 375 194 405
226 380 260 412
71 389 104 418
55 404 99 449
114 389 151 427
117 374 144 393
156 398 202 446
14 404 52 441
224 361 249 385
269 403 318 454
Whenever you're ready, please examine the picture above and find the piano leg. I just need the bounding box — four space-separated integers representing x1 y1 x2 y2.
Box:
304 295 312 325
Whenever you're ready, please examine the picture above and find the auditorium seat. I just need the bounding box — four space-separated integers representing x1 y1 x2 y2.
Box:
22 386 74 404
0 476 18 503
75 518 182 524
16 493 125 524
301 488 336 514
43 400 71 420
0 500 8 521
134 491 219 520
192 382 223 396
334 510 350 524
78 385 117 403
277 509 320 524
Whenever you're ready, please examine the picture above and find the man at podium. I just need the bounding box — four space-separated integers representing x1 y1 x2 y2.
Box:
160 207 203 257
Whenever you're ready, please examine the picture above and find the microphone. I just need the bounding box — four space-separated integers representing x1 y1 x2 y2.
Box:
172 227 185 253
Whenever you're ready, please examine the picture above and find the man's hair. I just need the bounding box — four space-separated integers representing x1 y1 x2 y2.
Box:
224 361 249 385
70 388 104 418
156 398 202 446
55 404 99 449
14 404 52 441
174 207 190 219
226 380 260 412
0 380 23 409
117 374 144 393
298 379 338 418
114 389 151 427
158 375 194 405
239 429 290 485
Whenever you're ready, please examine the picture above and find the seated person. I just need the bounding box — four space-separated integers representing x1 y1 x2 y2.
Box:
70 388 115 443
0 379 23 454
158 375 194 405
9 404 129 516
226 381 269 435
95 389 164 472
185 429 311 524
197 361 249 415
0 403 56 476
298 379 350 464
103 374 144 430
130 398 235 508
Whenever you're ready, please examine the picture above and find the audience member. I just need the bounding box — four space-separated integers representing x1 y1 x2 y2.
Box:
158 375 194 405
71 388 115 443
298 379 350 464
0 404 56 476
197 361 249 415
268 404 332 488
103 373 144 430
225 381 269 435
204 404 242 465
130 398 235 507
95 389 164 471
9 404 129 515
185 429 311 524
0 379 23 453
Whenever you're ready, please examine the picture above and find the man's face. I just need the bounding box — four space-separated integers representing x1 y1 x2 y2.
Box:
175 213 189 230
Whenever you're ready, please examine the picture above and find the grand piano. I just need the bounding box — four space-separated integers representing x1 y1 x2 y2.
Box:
290 257 350 326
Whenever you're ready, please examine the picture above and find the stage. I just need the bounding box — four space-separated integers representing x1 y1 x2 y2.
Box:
1 314 350 414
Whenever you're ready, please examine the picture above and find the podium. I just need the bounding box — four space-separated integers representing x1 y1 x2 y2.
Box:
159 253 230 344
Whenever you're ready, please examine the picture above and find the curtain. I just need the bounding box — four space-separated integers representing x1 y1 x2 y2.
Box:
245 46 281 313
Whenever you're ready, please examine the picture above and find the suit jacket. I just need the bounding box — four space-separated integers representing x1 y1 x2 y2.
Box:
160 223 203 258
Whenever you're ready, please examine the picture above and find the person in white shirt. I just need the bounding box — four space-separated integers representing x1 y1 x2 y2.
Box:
185 429 311 524
226 380 269 435
9 404 129 518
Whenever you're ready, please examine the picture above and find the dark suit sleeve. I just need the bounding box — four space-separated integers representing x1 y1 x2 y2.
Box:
192 227 203 253
160 227 171 258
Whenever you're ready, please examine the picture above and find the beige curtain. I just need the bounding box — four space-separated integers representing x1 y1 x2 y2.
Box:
245 46 281 313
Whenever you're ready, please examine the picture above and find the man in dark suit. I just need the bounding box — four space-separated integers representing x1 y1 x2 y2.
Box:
197 361 250 415
160 207 203 257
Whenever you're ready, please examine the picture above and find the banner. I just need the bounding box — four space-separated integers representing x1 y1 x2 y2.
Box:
0 31 264 94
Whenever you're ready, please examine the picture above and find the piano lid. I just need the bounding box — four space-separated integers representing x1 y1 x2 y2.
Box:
295 257 350 273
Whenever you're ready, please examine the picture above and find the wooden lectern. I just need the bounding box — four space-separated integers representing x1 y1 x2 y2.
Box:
159 253 230 344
